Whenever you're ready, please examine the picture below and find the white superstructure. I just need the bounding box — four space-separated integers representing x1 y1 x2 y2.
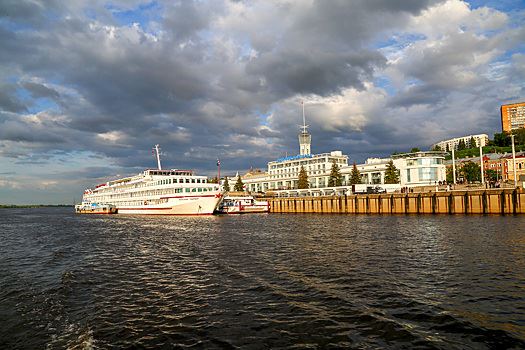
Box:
80 145 222 215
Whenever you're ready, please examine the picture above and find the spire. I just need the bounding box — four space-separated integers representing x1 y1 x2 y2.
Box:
300 100 309 134
298 101 312 155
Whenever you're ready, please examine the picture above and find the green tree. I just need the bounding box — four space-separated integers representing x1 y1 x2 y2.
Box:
512 128 525 146
327 160 343 187
410 147 421 152
432 145 442 151
234 175 244 191
446 167 454 183
384 160 400 184
460 161 481 183
208 176 219 184
469 136 477 148
349 162 361 185
458 139 466 150
445 144 450 152
485 169 498 182
297 165 309 189
493 132 510 147
223 177 230 192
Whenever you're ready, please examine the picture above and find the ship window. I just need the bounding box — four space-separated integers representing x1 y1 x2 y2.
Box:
191 179 196 183
186 179 190 183
198 188 202 192
185 188 190 192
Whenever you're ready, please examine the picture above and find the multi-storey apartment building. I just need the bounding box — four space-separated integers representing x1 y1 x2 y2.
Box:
501 102 525 132
432 134 489 151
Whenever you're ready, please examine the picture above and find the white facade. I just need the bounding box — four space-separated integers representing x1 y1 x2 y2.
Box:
342 158 390 185
432 134 489 151
244 151 348 192
243 151 447 192
392 151 447 185
241 110 446 193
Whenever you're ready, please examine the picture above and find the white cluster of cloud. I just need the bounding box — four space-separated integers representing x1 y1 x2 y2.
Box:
0 0 523 203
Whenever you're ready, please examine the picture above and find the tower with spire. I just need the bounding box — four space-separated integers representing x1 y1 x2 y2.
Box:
298 101 312 155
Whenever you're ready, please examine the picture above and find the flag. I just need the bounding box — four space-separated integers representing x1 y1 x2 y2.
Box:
217 158 220 166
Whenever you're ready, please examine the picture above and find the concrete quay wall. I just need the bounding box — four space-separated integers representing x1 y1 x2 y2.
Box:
268 189 525 215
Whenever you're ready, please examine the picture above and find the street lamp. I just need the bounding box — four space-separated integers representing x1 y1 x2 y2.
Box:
479 144 484 185
452 147 457 185
511 134 517 188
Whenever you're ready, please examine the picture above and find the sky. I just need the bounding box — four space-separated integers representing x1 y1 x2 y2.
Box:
0 0 524 204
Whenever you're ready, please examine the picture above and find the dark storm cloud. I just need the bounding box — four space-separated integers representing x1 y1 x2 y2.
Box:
247 50 385 97
0 0 45 21
21 82 60 100
0 84 26 113
390 85 448 107
162 1 216 42
0 0 521 187
291 0 443 47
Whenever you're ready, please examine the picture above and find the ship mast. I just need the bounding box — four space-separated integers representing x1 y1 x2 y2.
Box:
154 144 162 170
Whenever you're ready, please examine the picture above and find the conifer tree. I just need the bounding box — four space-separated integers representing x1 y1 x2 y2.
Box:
297 165 309 189
349 162 361 185
458 139 466 151
384 160 400 184
327 160 343 187
469 136 477 149
223 177 230 192
234 175 244 192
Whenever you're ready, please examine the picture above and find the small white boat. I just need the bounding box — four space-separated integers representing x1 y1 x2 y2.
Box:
75 202 117 214
216 196 269 214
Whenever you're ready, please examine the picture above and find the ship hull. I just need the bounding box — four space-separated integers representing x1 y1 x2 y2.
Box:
117 195 221 215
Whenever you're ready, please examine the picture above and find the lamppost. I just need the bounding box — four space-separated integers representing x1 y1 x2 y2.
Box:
479 144 484 185
511 134 517 188
452 147 457 185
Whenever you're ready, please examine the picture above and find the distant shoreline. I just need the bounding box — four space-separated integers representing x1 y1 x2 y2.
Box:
0 205 73 208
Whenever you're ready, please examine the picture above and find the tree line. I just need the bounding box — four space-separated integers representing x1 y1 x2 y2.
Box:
297 159 400 189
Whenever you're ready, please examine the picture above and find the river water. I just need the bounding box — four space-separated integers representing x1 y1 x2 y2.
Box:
0 208 524 349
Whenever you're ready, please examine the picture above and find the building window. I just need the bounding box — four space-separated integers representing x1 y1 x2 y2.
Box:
418 168 438 182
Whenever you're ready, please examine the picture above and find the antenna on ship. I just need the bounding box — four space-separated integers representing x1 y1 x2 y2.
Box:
153 144 162 170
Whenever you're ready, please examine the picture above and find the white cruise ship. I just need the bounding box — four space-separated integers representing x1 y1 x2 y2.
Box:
80 145 222 215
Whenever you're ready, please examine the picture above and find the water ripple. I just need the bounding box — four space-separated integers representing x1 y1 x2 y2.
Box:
0 208 524 349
